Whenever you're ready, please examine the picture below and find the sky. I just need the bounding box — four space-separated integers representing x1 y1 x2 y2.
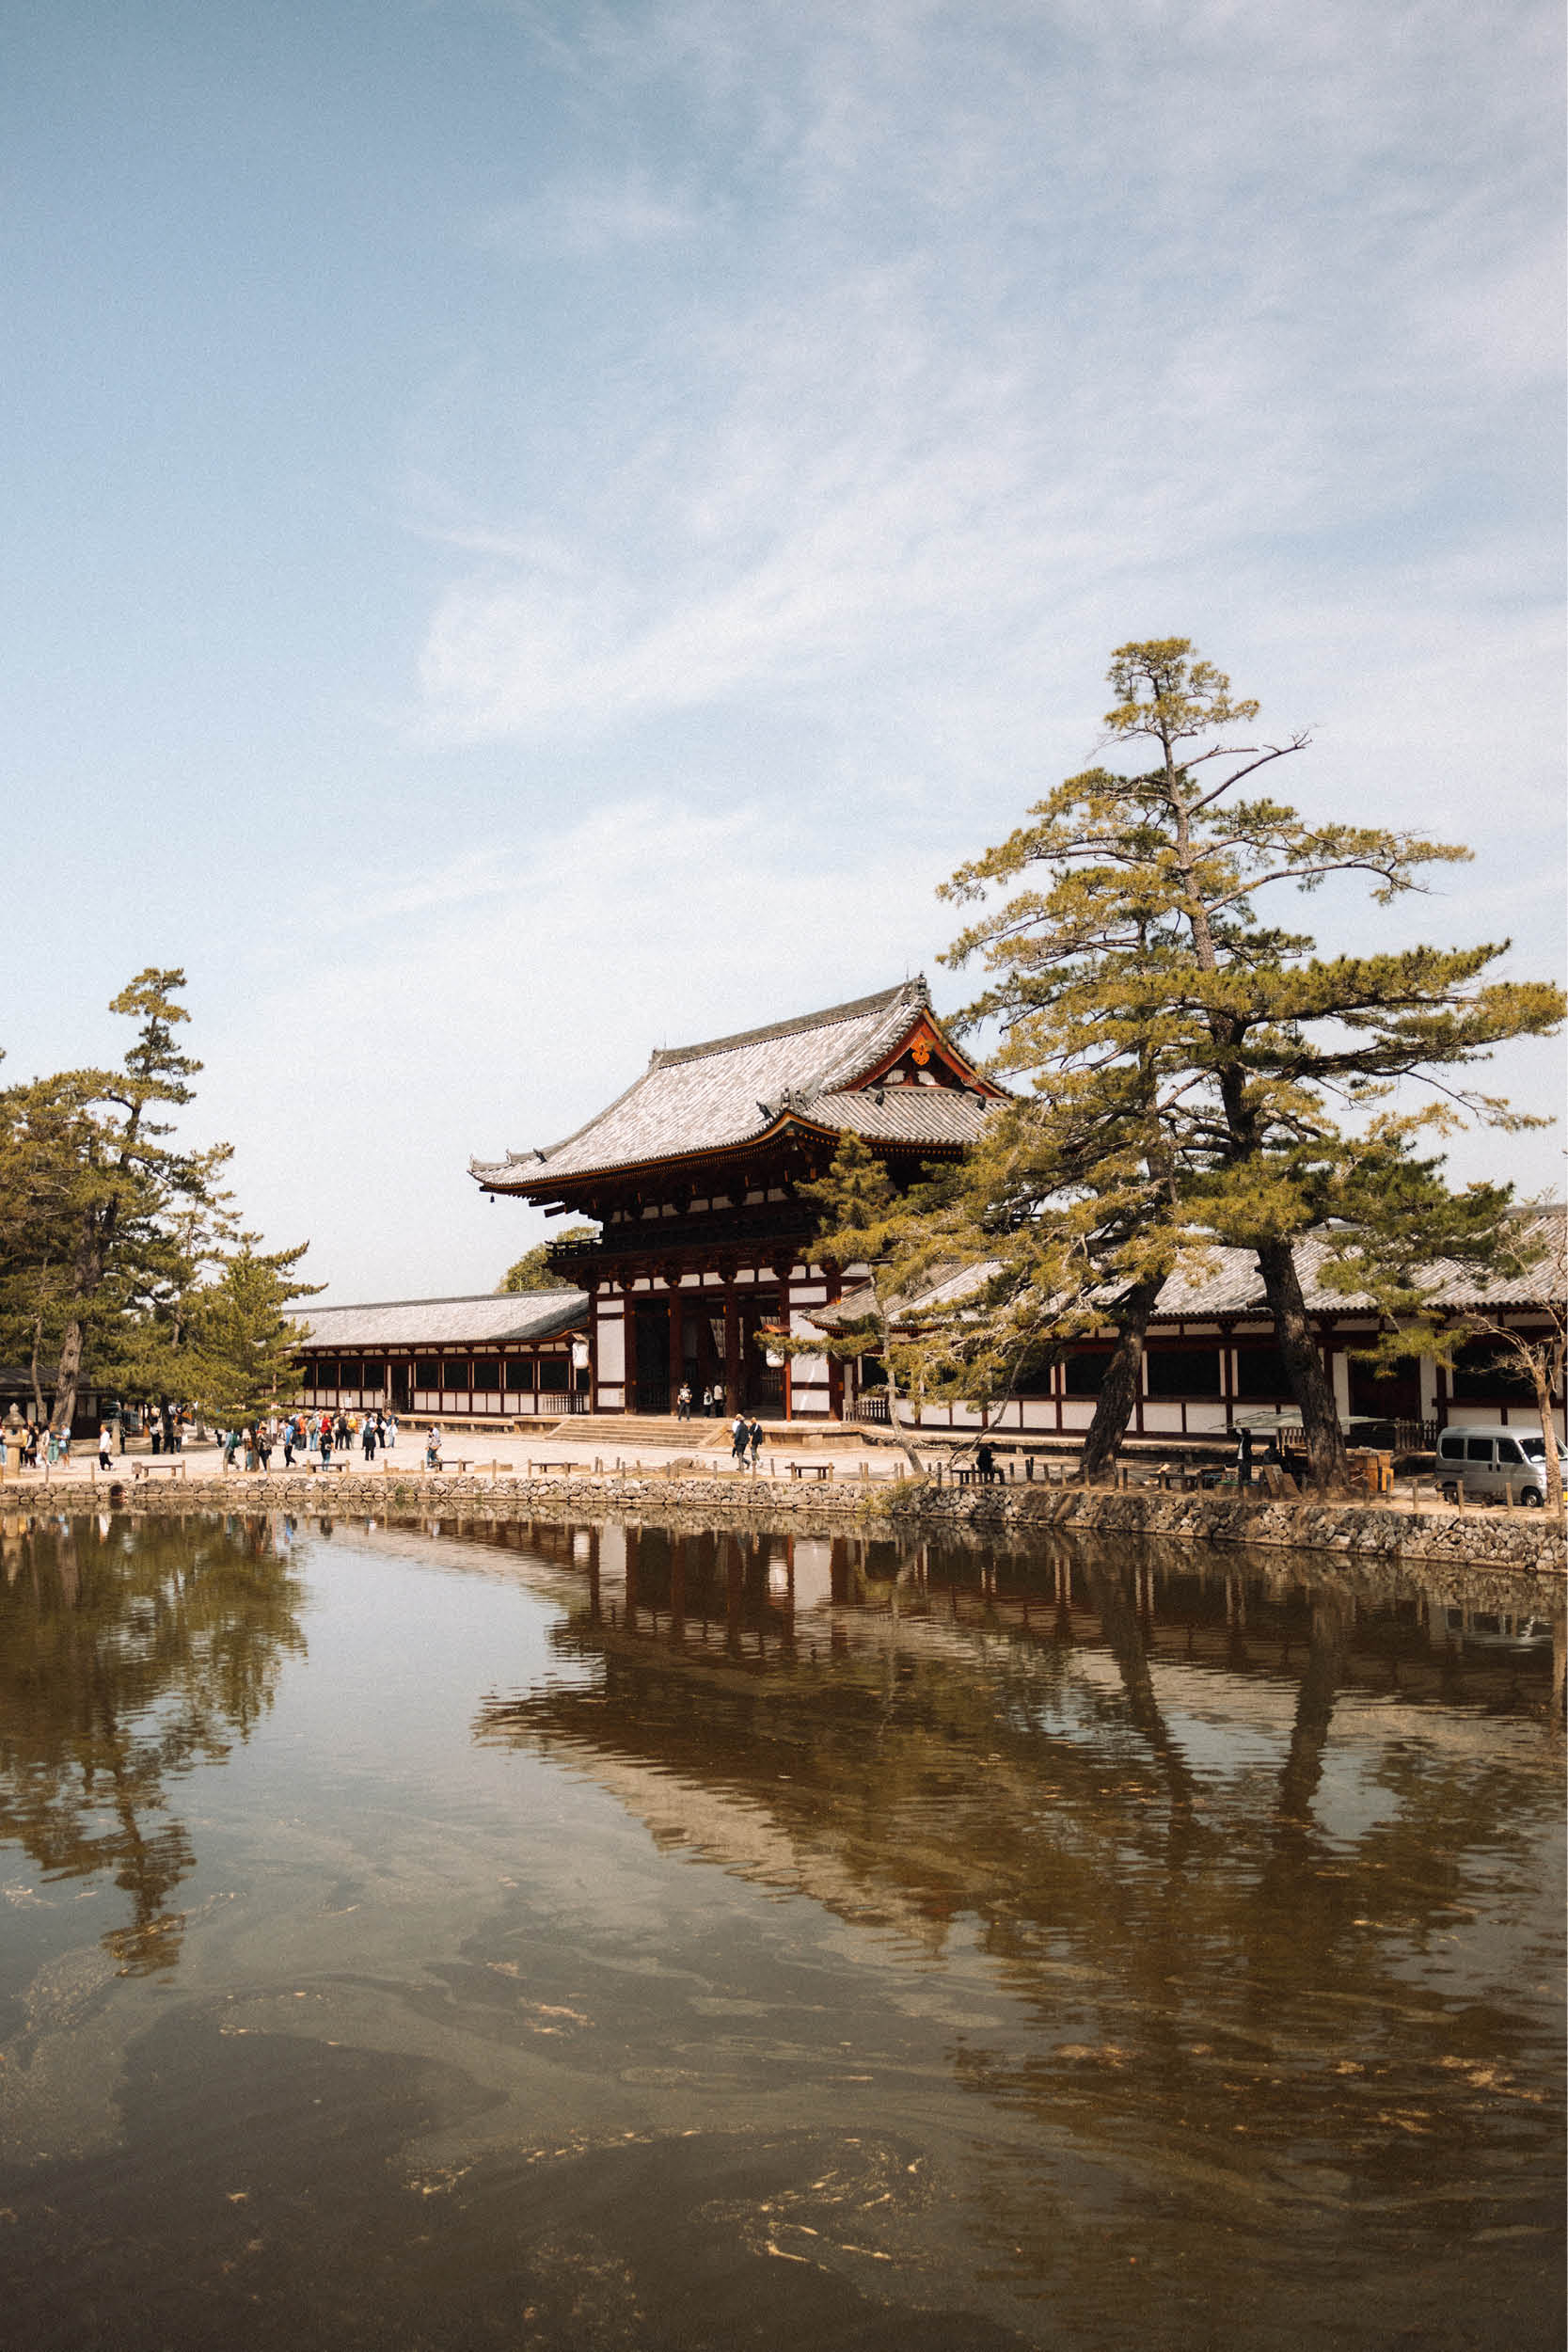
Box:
4 0 1563 1304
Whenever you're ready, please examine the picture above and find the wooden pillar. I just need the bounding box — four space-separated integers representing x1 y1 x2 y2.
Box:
667 1282 683 1414
723 1282 740 1409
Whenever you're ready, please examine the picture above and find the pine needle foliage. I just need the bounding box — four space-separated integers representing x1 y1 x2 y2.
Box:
934 638 1564 1490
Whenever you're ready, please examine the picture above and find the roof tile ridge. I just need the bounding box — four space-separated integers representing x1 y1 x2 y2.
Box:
649 979 924 1069
310 1287 588 1311
808 981 981 1098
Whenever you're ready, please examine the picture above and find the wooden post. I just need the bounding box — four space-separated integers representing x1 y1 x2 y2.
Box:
723 1282 740 1410
667 1286 683 1416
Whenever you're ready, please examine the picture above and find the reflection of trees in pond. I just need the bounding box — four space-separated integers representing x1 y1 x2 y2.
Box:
0 1513 308 1972
472 1524 1563 2247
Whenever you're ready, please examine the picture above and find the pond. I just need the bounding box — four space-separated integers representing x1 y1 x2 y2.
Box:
0 1511 1561 2351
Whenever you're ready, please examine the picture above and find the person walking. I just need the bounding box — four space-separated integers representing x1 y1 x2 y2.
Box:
747 1414 763 1470
425 1425 443 1471
676 1382 691 1422
730 1412 749 1468
1235 1425 1254 1487
98 1422 114 1471
258 1421 273 1473
282 1418 295 1470
361 1417 377 1464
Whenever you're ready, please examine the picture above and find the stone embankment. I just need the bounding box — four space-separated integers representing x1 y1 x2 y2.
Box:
6 1466 1562 1575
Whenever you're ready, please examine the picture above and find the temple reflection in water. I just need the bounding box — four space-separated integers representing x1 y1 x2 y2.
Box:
470 1520 1563 2265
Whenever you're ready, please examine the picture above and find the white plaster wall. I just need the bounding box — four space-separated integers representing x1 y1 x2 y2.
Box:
596 1315 626 1385
1141 1404 1185 1433
1332 1352 1352 1421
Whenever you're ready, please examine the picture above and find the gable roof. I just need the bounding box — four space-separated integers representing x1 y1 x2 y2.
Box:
298 1291 587 1350
471 977 997 1193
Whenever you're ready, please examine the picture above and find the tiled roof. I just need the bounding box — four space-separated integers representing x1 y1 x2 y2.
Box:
808 1087 992 1148
1148 1211 1566 1318
830 1208 1567 1330
472 978 995 1187
299 1292 587 1349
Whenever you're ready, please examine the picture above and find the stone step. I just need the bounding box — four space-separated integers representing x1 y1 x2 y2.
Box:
537 1414 731 1449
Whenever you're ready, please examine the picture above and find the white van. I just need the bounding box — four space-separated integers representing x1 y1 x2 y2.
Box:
1434 1424 1564 1507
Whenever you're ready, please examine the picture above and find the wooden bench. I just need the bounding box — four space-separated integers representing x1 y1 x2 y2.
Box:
527 1459 579 1476
787 1460 833 1481
133 1459 187 1481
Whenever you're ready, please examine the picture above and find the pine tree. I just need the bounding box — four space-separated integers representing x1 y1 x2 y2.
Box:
939 639 1564 1491
24 973 234 1433
499 1228 598 1292
773 1134 935 1476
185 1239 321 1427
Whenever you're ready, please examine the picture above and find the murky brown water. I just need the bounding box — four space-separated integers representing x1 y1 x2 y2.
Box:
0 1511 1561 2350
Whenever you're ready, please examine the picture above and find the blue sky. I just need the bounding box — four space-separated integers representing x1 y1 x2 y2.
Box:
4 0 1563 1301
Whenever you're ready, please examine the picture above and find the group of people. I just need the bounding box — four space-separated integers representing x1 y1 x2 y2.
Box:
1 1417 73 1470
729 1412 765 1468
675 1383 732 1420
214 1409 401 1472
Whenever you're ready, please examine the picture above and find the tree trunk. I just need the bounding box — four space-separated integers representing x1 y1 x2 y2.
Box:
885 1375 927 1478
51 1198 119 1436
1531 1360 1563 1515
1256 1238 1348 1492
876 1297 927 1478
50 1314 84 1438
1078 1277 1163 1481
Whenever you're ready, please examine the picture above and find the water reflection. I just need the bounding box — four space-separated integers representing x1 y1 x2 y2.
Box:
474 1525 1564 2273
0 1511 1560 2348
0 1512 307 1971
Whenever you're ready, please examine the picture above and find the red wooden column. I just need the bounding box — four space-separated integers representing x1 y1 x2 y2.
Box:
723 1280 740 1409
666 1275 683 1415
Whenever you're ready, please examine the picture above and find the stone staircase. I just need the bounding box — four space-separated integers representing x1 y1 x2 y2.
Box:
536 1413 732 1450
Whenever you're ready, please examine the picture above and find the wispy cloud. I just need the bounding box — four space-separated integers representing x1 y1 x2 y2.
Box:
414 0 1560 807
